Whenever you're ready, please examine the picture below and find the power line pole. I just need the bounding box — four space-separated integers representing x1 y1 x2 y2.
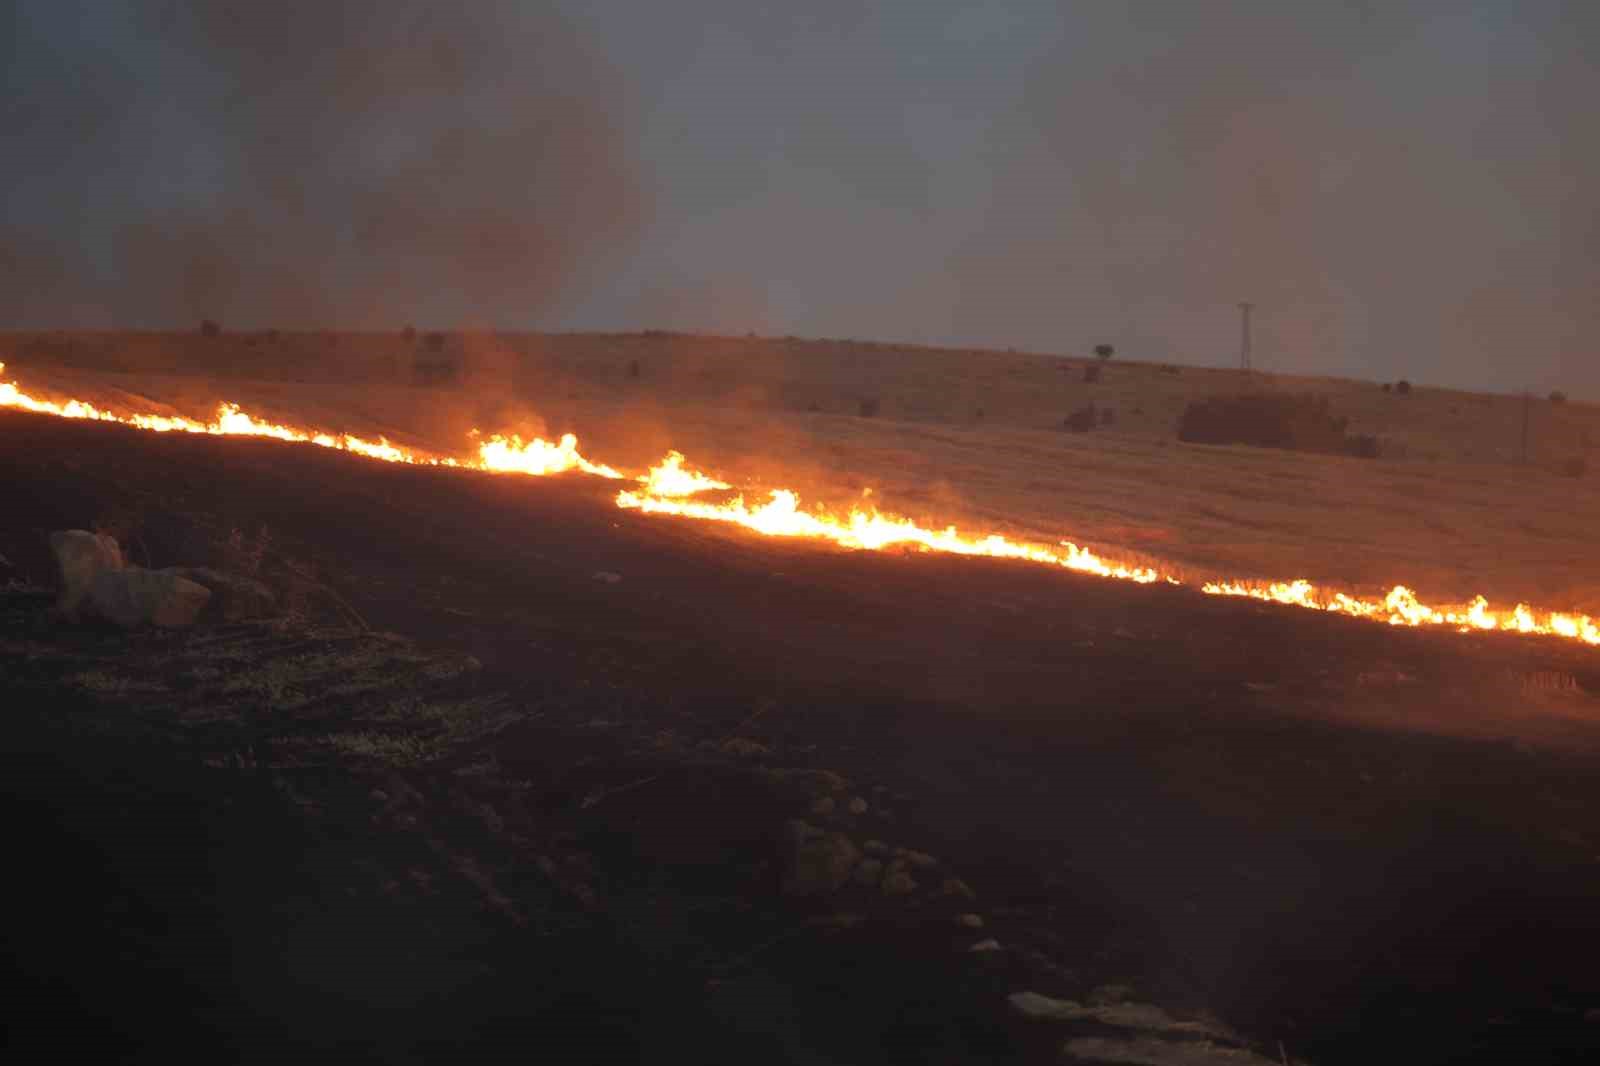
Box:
1520 390 1531 465
1237 302 1253 372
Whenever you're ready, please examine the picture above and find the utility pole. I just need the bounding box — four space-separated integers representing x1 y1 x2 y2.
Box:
1520 390 1531 465
1237 302 1254 372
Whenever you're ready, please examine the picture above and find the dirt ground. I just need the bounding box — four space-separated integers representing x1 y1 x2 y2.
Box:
6 407 1600 1064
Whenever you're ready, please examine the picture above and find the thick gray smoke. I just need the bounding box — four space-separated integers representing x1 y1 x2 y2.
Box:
2 1 1595 395
0 1 644 328
961 0 1600 389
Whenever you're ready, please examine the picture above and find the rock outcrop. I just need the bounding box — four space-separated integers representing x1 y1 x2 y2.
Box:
86 568 211 628
782 820 861 897
49 530 124 617
161 566 276 621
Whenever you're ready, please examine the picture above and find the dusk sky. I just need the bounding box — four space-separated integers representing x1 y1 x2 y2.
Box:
2 1 1595 396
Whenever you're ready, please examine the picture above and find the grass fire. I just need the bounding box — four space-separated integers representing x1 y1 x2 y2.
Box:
6 4 1599 1061
5 359 1596 648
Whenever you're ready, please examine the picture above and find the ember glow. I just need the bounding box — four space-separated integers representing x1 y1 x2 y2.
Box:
3 360 1596 647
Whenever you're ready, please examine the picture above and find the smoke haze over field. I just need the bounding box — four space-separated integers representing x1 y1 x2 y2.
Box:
1 1 1596 396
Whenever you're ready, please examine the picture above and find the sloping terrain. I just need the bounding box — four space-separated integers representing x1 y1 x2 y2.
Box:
5 407 1600 1063
6 329 1599 612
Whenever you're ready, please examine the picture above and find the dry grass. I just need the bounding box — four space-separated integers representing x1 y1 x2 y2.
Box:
6 330 1598 612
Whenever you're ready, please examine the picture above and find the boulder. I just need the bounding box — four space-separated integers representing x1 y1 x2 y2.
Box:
781 820 861 897
86 568 211 628
881 859 918 896
161 567 276 621
49 530 124 617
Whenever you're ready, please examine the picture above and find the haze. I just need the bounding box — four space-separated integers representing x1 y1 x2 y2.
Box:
2 1 1595 396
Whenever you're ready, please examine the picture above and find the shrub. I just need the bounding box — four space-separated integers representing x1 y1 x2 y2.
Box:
200 319 221 337
1348 434 1380 459
1550 390 1567 404
1082 363 1102 384
1093 344 1114 361
628 358 641 378
1381 382 1392 393
1395 379 1411 395
1177 393 1377 458
858 397 880 418
424 331 447 353
1063 404 1096 433
402 325 417 342
1561 456 1587 478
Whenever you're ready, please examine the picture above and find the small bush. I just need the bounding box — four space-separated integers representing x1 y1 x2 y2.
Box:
402 325 417 342
1159 364 1181 375
1093 344 1114 361
200 319 221 337
627 358 640 378
1082 363 1101 384
1550 390 1567 404
1561 456 1587 478
1395 379 1412 395
1381 382 1392 393
1177 393 1376 458
424 331 447 353
858 397 880 418
1348 434 1380 459
1063 404 1096 433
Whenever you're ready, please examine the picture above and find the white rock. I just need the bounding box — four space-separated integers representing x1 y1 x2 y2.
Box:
968 938 1002 952
86 568 211 628
49 530 123 617
1009 991 1084 1020
161 566 275 621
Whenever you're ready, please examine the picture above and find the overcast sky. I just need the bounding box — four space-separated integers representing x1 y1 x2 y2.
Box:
2 1 1595 395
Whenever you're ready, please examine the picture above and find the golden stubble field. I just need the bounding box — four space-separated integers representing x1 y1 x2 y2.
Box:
7 329 1598 613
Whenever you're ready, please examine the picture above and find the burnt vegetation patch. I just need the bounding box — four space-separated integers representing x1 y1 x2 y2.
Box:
1178 393 1379 458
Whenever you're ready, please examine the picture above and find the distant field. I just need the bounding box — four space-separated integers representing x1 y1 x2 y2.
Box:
5 329 1598 612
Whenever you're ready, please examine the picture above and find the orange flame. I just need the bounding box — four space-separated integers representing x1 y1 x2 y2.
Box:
3 360 1597 647
475 431 621 479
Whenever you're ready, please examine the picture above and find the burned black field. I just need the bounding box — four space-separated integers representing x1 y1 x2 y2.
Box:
5 406 1600 1064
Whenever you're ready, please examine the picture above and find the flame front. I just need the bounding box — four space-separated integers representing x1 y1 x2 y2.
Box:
3 360 1597 647
476 432 621 479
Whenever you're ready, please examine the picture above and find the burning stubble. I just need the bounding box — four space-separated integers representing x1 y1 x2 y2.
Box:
5 357 1600 648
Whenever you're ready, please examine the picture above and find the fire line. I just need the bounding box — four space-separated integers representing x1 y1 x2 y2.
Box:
3 361 1596 647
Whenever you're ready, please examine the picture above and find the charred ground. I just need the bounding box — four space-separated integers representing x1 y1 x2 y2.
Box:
5 407 1600 1063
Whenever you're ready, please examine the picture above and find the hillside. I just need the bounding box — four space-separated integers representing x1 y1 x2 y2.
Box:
4 329 1598 612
